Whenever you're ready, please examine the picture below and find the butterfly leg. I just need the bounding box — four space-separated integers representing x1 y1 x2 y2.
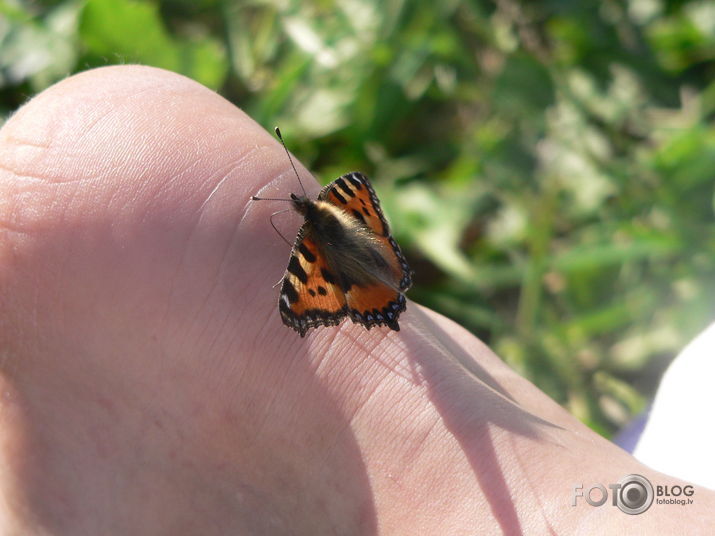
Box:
268 209 294 247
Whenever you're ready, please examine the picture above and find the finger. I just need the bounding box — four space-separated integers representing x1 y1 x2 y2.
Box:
0 65 312 369
0 67 381 532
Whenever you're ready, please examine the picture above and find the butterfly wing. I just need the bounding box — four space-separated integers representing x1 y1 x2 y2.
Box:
319 172 412 331
278 227 349 337
345 283 407 332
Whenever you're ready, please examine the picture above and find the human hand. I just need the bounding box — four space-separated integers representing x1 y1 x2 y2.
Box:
1 66 712 534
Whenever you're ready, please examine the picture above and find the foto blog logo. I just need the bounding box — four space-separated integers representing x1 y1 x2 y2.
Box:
572 474 695 515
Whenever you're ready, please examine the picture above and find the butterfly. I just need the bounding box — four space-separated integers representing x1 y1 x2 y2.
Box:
253 129 412 337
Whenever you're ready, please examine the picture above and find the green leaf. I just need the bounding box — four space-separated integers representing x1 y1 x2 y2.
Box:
79 0 226 89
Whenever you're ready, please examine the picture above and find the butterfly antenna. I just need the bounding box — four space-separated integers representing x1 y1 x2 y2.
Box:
251 196 291 201
274 127 307 197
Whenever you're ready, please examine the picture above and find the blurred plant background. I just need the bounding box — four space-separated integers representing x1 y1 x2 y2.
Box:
2 0 714 437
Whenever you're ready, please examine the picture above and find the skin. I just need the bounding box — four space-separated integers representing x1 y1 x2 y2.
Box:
0 66 712 535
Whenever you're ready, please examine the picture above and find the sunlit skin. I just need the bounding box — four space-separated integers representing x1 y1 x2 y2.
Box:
0 66 713 534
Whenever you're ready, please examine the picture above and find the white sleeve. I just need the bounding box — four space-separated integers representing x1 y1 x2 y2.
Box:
633 322 715 490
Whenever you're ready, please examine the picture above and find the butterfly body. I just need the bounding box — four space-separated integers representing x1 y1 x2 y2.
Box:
277 172 412 337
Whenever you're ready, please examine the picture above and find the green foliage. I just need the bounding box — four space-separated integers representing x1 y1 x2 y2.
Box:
79 0 226 89
2 0 715 436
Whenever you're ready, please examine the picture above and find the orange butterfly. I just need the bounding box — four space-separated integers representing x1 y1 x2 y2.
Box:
253 129 412 337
